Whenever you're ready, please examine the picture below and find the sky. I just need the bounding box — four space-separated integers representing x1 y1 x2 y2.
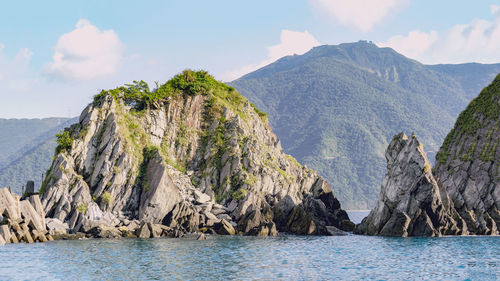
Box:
1 0 500 118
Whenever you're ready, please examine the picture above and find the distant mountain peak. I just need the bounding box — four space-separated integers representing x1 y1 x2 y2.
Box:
231 44 500 209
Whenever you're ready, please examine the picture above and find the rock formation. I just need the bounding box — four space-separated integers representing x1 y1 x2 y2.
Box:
0 187 52 245
434 74 500 235
355 133 467 237
39 70 353 238
357 74 500 237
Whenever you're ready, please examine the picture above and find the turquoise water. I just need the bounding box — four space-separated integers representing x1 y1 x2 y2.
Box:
0 212 498 280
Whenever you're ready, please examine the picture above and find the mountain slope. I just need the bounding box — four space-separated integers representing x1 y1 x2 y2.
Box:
0 118 71 168
231 41 500 209
0 118 75 193
428 63 500 100
0 118 77 193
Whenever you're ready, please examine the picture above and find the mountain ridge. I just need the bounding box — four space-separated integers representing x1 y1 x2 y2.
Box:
231 41 500 209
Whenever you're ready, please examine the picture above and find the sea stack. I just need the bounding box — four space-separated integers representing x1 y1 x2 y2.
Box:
39 70 353 238
354 133 466 236
357 74 500 237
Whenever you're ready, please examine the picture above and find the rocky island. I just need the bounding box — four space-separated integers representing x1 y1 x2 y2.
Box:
2 71 499 244
356 74 500 236
0 70 353 244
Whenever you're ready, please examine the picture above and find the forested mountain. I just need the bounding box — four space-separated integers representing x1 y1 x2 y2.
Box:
0 118 75 193
231 41 500 209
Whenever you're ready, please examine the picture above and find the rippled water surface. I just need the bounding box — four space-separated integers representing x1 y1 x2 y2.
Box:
0 212 498 280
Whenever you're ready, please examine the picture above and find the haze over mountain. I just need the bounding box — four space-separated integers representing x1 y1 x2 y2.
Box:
231 41 500 209
0 118 76 193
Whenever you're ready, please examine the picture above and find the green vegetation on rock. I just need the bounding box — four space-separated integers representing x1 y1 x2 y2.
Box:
101 191 113 205
55 130 73 153
436 74 500 165
76 203 87 214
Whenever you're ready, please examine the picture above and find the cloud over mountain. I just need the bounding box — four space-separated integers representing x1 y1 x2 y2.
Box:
44 19 125 81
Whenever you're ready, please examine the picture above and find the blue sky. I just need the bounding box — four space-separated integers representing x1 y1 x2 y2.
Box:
1 0 499 118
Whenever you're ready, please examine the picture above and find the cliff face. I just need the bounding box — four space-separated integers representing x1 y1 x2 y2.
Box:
354 133 466 237
434 74 500 235
40 71 353 237
358 75 500 237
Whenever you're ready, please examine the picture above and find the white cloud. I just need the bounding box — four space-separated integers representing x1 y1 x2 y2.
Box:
220 30 320 81
379 6 500 64
491 5 500 18
0 45 36 91
44 19 125 81
380 30 438 60
309 0 409 32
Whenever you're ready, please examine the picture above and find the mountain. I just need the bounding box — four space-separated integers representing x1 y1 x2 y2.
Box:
0 118 75 193
40 71 353 238
0 118 71 168
354 133 466 237
231 41 500 209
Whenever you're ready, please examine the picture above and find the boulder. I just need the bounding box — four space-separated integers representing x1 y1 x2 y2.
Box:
88 225 122 239
148 223 163 238
117 226 135 238
27 195 46 227
24 181 35 195
0 188 21 220
19 200 45 232
194 190 211 204
0 225 12 243
325 226 348 236
213 219 236 235
235 193 277 236
46 218 70 235
20 223 34 243
136 223 151 238
139 153 182 224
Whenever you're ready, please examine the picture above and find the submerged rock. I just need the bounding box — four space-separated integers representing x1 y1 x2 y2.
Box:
39 71 352 238
355 133 466 237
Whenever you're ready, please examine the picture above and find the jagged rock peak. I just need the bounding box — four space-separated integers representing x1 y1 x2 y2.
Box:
40 70 353 237
355 132 467 237
434 74 500 235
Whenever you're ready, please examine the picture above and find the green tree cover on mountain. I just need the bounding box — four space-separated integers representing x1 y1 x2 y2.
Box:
0 118 75 193
0 118 71 168
231 41 500 209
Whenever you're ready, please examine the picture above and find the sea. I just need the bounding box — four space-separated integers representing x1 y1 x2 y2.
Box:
0 211 498 280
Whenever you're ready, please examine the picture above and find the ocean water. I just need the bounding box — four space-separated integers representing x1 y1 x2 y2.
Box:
0 212 498 280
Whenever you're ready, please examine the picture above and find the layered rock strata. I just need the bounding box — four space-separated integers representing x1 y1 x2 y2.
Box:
355 133 467 237
40 71 353 238
0 187 52 244
434 74 500 235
